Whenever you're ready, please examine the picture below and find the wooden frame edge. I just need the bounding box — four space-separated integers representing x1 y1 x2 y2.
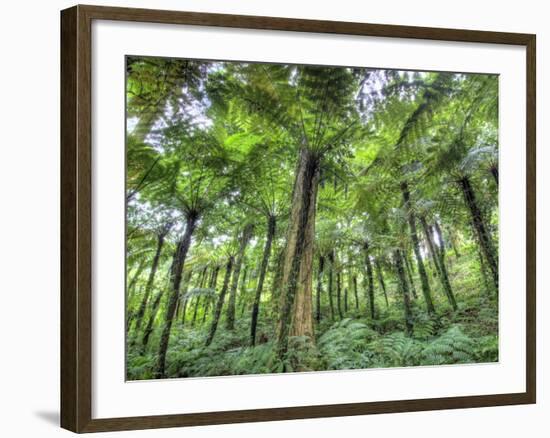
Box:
60 4 536 433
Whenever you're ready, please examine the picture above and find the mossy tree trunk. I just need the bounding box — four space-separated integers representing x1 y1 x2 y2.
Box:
459 176 498 292
129 226 169 334
336 271 343 319
315 254 324 324
353 275 359 309
328 250 335 320
420 216 457 310
155 212 199 378
250 215 276 346
276 148 320 359
202 265 220 324
401 181 435 314
363 241 376 319
226 224 254 330
206 256 234 346
393 249 413 336
375 258 389 308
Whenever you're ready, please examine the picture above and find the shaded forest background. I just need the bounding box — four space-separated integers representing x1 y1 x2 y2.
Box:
125 57 499 380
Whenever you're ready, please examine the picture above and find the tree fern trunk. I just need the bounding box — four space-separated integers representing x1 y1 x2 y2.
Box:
203 266 220 324
226 224 254 330
393 249 413 336
155 213 198 378
353 275 359 309
206 256 234 346
401 181 435 314
459 176 498 291
336 271 343 319
315 254 324 324
363 241 376 319
276 148 320 359
251 215 276 346
420 216 457 310
128 231 167 334
403 253 418 300
328 250 335 320
375 259 389 308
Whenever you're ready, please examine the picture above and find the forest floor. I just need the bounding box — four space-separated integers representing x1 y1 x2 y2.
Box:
127 252 498 380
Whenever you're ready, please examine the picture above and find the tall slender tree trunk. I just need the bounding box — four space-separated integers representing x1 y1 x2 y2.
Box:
141 288 163 351
490 165 498 186
353 275 359 309
344 286 348 313
206 256 234 346
336 271 343 319
404 253 418 299
276 148 320 359
191 267 208 327
132 224 171 332
420 216 457 310
433 222 458 307
155 213 198 378
226 224 254 330
202 266 220 324
328 250 335 319
250 215 276 346
445 226 461 259
393 250 413 336
459 176 498 291
179 270 193 326
127 259 147 308
478 249 492 296
315 254 324 324
238 265 249 317
363 242 376 319
375 259 389 308
401 181 435 314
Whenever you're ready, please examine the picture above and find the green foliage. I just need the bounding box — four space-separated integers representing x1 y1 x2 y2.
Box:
318 318 377 370
420 325 475 365
125 56 499 380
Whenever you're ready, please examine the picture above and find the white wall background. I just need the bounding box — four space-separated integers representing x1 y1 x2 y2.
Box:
0 0 545 436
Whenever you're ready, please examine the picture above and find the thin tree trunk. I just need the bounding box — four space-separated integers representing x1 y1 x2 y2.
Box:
328 250 335 319
226 224 254 330
344 286 348 313
205 256 234 346
404 253 418 299
179 270 193 326
155 213 198 378
490 165 498 186
202 266 220 324
478 249 492 296
191 267 208 327
375 259 389 308
363 242 376 319
459 176 498 291
141 288 163 351
393 250 413 336
238 265 249 317
420 216 457 310
251 215 276 346
131 224 171 332
276 148 320 359
433 222 458 307
353 275 359 309
336 271 343 319
315 255 325 324
128 259 147 298
401 181 435 314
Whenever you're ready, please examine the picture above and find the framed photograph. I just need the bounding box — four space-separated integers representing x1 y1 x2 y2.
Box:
60 5 536 433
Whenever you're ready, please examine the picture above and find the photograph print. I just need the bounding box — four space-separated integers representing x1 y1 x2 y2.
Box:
125 56 499 380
